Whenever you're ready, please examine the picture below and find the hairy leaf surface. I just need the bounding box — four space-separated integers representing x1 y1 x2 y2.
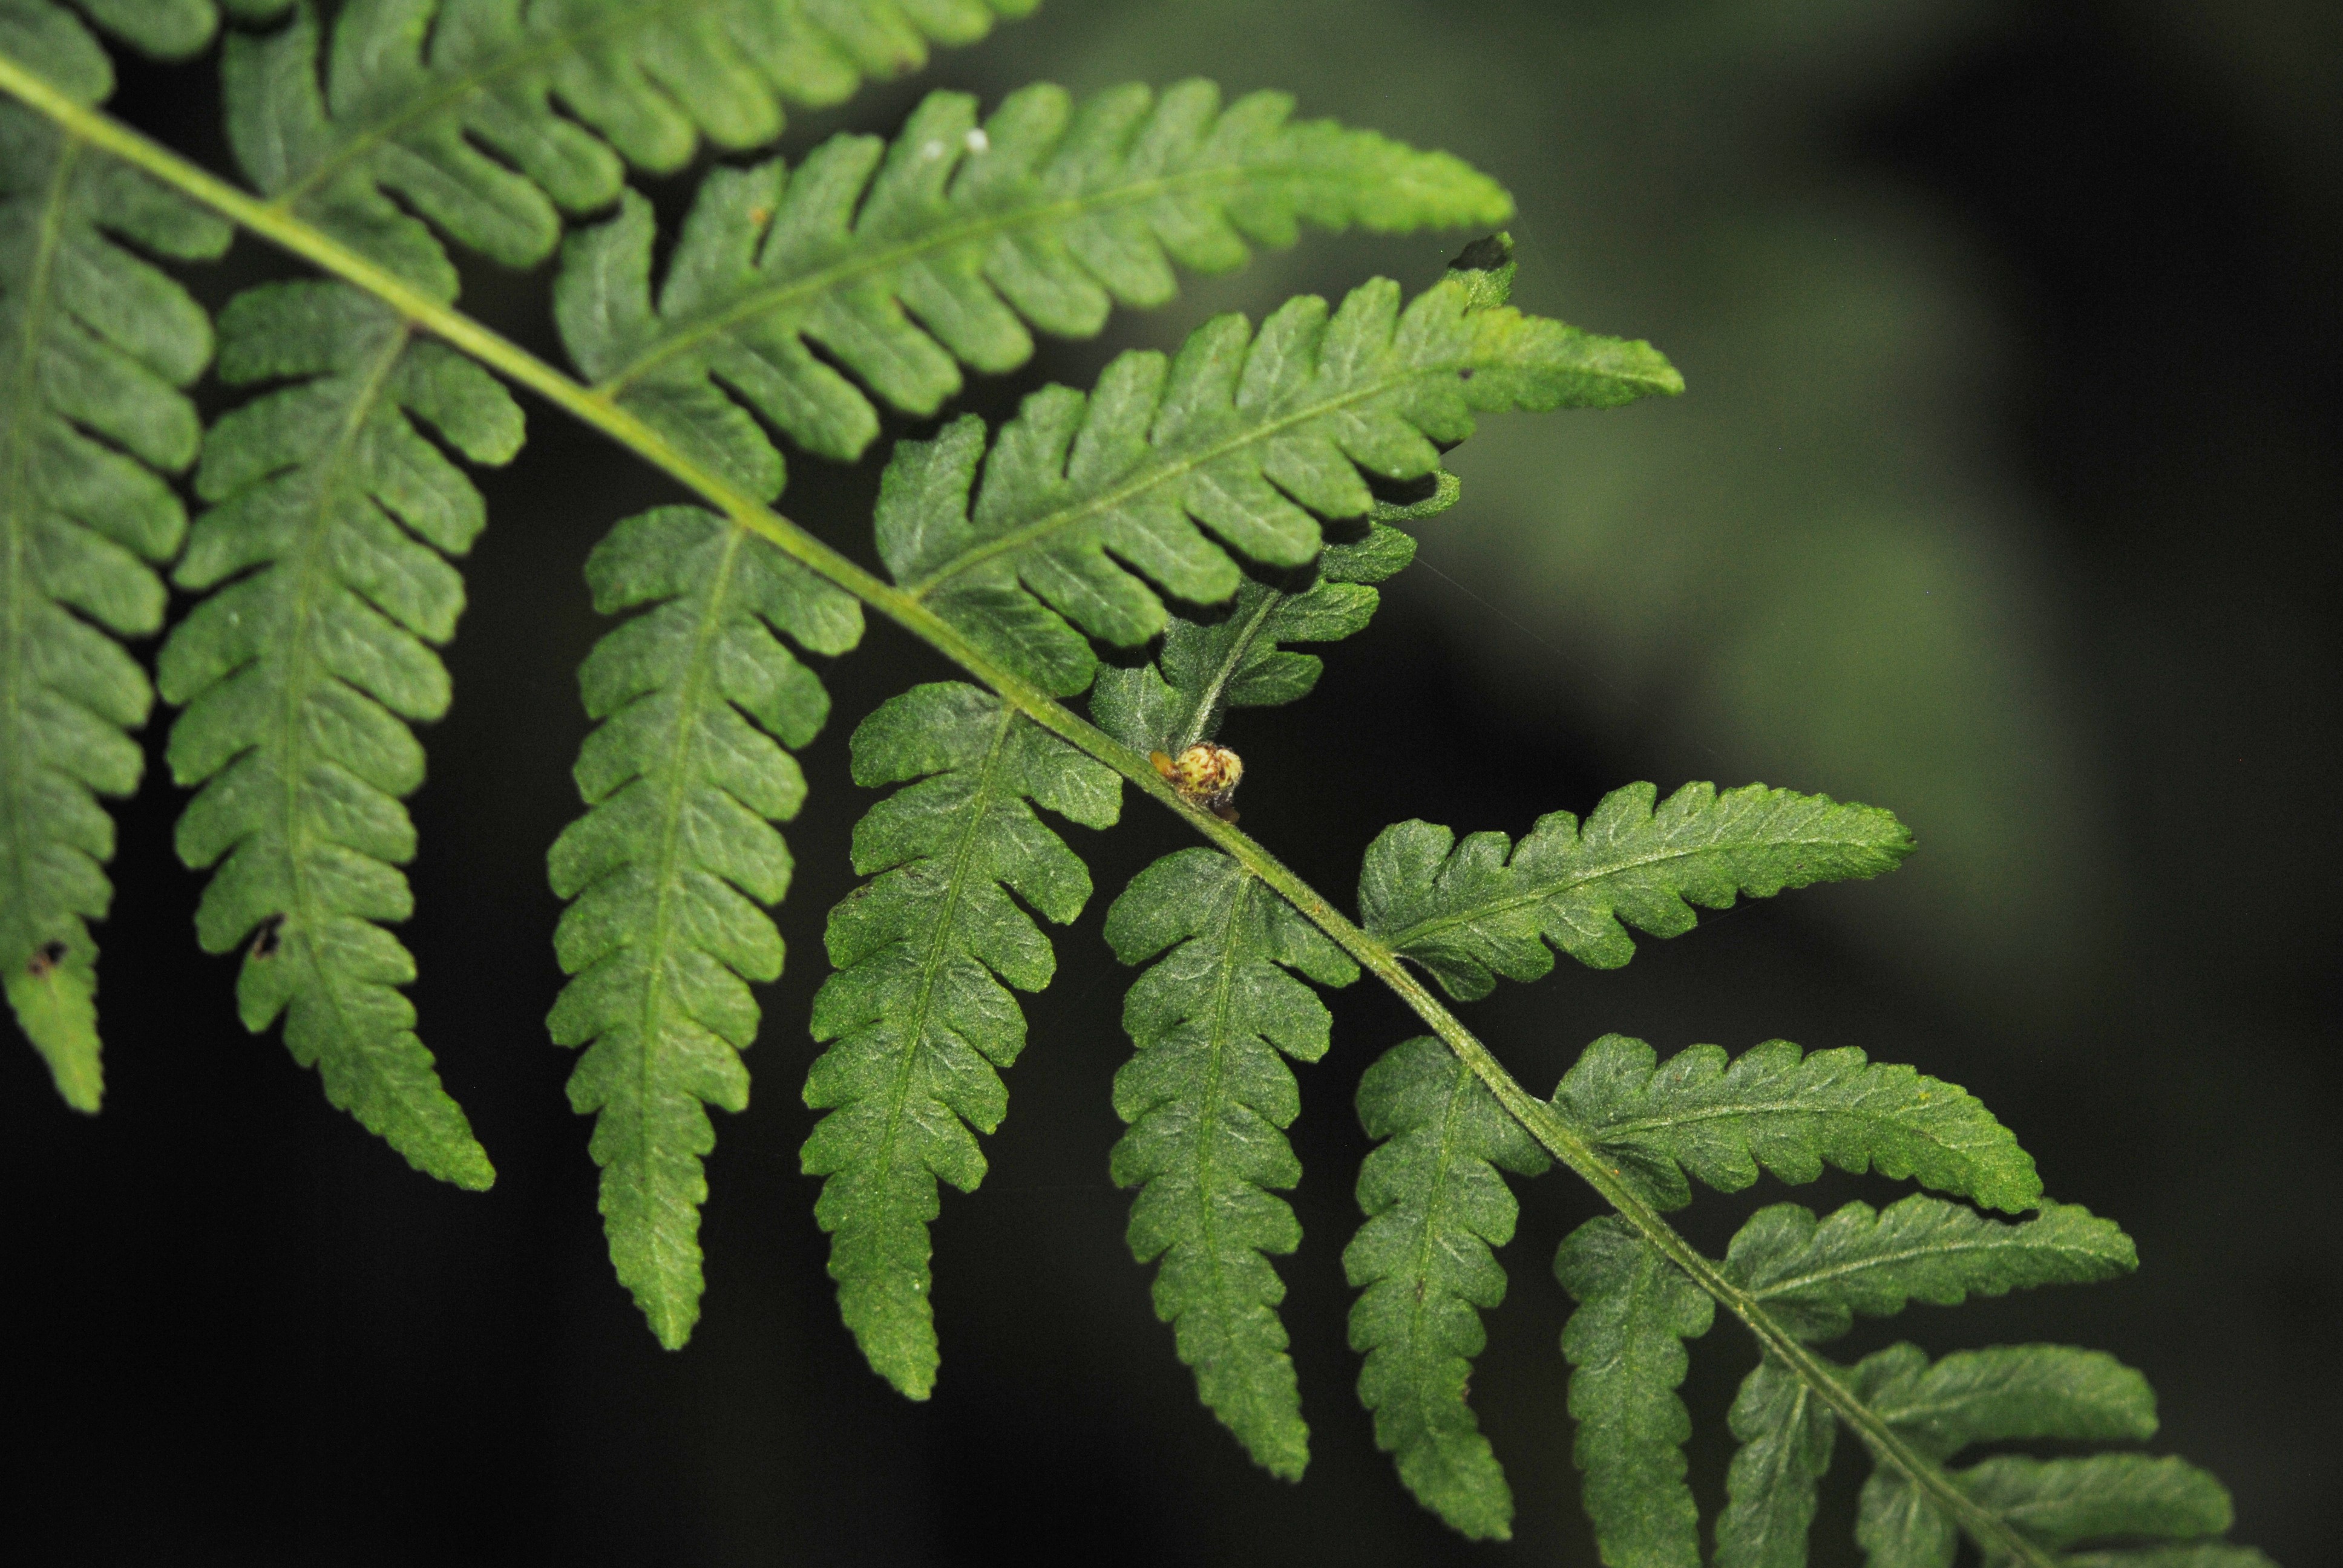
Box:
1105 846 1358 1478
1723 1196 2136 1344
557 80 1511 493
1555 1215 1717 1568
1719 1356 1838 1568
159 281 519 1186
1362 781 1913 1001
221 0 1031 296
802 681 1119 1394
874 266 1680 694
1553 1033 2039 1215
0 5 228 1106
1845 1342 2264 1568
1344 1033 1548 1540
547 505 862 1347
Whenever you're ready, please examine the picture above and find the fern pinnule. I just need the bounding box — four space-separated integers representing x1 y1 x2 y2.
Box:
157 281 518 1187
1555 1033 2042 1215
1344 1034 1549 1540
802 681 1120 1394
1555 1215 1718 1568
1724 1194 2135 1342
873 255 1680 696
1104 846 1359 1478
1360 781 1915 1001
1090 516 1424 762
554 79 1513 494
0 6 229 1107
221 0 1030 297
547 505 862 1348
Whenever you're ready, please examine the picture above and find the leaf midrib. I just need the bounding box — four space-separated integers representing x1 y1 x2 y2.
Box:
868 701 1018 1188
624 519 748 1264
1377 827 1881 958
0 132 77 959
1187 878 1259 1419
272 324 421 1111
1172 586 1282 754
605 166 1274 393
1398 1062 1476 1414
269 0 702 211
1746 1232 2113 1302
901 359 1452 602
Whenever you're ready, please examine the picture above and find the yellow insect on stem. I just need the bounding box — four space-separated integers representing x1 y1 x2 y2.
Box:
1152 743 1244 823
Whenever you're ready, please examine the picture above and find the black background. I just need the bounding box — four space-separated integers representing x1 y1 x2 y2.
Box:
8 2 2338 1563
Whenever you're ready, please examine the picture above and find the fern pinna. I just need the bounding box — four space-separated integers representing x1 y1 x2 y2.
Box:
0 3 2279 1563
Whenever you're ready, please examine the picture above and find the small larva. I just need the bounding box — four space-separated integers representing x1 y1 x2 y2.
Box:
1150 742 1244 823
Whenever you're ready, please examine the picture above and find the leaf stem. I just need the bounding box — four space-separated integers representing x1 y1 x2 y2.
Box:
0 61 2050 1566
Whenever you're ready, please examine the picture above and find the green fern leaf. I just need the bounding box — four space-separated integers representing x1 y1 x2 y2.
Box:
1554 1215 1717 1568
1343 1033 1549 1540
1724 1196 2136 1345
873 263 1680 694
553 81 1511 494
1090 516 1424 759
1553 1033 2041 1215
1104 846 1359 1478
1360 782 1915 1002
1717 1356 1838 1568
221 0 1029 296
1 0 217 67
1847 1343 2263 1568
801 680 1119 1394
157 281 518 1187
546 505 862 1347
0 8 229 1109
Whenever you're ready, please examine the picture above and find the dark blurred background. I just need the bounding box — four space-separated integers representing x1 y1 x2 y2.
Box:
9 0 2338 1562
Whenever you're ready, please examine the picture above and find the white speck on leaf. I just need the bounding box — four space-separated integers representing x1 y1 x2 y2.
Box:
965 127 989 153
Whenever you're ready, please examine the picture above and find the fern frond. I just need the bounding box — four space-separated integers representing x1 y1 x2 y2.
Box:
873 259 1680 694
221 0 1030 296
1554 1216 1717 1568
1360 782 1914 1002
1344 1033 1549 1540
157 281 518 1187
1555 1033 2041 1215
546 505 862 1347
554 81 1512 493
1844 1343 2261 1568
801 680 1120 1393
0 3 229 1108
1103 846 1359 1477
1723 1196 2135 1344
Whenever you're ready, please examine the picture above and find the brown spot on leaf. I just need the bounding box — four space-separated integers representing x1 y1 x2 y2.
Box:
251 915 285 959
26 939 66 979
